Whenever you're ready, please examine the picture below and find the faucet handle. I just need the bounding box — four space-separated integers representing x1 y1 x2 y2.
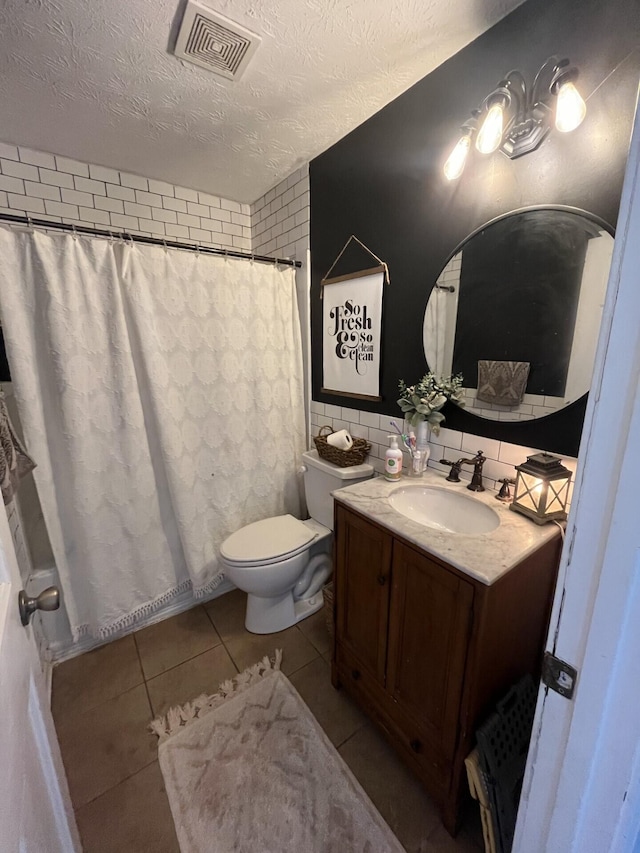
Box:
496 477 515 502
439 458 461 482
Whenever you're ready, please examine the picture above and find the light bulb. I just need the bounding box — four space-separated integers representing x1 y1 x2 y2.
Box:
555 81 586 132
444 134 471 181
476 102 505 154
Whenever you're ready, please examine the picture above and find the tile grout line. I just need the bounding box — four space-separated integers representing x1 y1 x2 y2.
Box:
70 617 223 811
334 720 368 750
142 638 227 685
73 755 159 813
336 724 370 753
54 680 151 730
201 601 220 632
132 630 155 715
219 635 248 675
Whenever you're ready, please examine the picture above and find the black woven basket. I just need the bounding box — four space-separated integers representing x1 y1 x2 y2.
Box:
313 425 372 468
475 674 538 853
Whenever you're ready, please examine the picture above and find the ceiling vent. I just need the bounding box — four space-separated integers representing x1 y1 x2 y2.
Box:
173 1 261 81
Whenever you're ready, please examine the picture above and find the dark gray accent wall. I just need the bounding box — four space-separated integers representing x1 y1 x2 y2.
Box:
310 0 639 456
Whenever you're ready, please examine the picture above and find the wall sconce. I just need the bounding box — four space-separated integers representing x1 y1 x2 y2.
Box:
444 56 587 180
510 452 572 524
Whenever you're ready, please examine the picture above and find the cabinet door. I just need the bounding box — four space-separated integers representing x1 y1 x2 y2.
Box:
387 541 474 756
335 505 392 683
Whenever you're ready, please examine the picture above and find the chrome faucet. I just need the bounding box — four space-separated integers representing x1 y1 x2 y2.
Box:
439 451 486 492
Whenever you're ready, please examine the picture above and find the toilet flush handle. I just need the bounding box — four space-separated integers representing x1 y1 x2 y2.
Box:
298 465 307 475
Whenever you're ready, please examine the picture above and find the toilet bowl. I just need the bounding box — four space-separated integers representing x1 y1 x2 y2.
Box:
219 450 374 634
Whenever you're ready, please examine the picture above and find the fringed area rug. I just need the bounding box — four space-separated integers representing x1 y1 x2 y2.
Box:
151 651 405 853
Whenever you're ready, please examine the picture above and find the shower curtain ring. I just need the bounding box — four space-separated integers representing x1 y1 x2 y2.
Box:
71 224 78 241
26 215 34 233
162 239 168 253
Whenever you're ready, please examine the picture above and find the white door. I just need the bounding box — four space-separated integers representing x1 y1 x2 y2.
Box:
0 505 80 852
514 97 640 850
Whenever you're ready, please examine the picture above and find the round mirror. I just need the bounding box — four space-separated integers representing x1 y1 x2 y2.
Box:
423 207 613 422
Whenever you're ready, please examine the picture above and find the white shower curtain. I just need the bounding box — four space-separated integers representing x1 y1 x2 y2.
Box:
119 242 305 595
0 228 305 640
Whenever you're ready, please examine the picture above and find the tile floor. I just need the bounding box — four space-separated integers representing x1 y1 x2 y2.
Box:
51 589 484 853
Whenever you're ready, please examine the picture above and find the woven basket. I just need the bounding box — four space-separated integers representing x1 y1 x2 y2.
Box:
313 425 372 468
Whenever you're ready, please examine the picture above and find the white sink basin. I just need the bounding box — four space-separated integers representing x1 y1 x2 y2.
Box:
388 485 500 535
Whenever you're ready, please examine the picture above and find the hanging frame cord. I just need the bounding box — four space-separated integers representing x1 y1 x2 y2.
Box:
0 212 301 269
321 234 390 284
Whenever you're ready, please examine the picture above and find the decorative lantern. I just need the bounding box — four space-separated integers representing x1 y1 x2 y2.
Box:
510 452 572 524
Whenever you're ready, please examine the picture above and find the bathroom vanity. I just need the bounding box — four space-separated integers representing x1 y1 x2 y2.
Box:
330 471 562 835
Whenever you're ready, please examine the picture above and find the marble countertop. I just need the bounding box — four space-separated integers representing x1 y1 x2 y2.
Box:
332 469 560 586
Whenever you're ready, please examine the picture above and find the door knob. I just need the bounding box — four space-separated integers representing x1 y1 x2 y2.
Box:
18 586 60 627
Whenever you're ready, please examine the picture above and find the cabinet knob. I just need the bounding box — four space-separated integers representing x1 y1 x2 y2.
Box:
377 574 387 586
351 669 361 681
410 738 422 754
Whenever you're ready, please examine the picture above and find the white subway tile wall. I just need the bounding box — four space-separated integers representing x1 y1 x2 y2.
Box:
0 142 251 251
251 165 309 260
251 166 312 431
0 145 310 267
463 387 566 421
309 400 578 504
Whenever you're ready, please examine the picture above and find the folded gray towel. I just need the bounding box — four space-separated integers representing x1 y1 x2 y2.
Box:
0 389 36 505
476 360 530 407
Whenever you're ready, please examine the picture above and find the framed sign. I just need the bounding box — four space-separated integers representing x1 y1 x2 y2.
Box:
321 266 384 400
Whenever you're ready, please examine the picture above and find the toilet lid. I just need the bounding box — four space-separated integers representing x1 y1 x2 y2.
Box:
220 514 317 563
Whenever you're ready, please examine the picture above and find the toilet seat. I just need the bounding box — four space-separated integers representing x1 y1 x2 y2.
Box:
220 514 317 567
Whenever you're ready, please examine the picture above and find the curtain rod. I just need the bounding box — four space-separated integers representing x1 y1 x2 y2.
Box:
0 212 302 269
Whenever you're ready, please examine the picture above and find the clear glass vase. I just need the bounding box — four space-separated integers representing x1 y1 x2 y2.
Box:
415 420 431 472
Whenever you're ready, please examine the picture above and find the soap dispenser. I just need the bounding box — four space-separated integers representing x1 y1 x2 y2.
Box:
384 435 403 481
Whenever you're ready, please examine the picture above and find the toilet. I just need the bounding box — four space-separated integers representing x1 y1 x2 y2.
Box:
219 449 374 634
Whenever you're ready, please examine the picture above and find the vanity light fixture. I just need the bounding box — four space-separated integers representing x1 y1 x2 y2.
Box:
444 56 587 180
444 112 479 180
510 452 572 525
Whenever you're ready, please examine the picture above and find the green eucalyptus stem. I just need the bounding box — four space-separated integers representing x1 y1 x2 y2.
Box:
397 372 465 436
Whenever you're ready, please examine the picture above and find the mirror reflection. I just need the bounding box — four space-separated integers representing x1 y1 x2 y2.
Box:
423 208 613 422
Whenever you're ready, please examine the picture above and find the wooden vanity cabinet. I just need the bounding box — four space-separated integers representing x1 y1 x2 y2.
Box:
334 507 392 684
331 502 561 835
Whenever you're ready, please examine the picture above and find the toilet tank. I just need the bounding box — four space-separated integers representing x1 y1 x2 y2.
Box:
302 450 374 530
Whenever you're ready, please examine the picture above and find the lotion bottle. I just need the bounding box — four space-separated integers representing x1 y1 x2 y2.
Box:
384 435 403 481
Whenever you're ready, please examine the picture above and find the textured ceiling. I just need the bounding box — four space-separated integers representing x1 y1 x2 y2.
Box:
0 0 524 203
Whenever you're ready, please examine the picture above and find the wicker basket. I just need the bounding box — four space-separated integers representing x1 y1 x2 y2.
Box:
313 425 372 468
465 748 497 853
